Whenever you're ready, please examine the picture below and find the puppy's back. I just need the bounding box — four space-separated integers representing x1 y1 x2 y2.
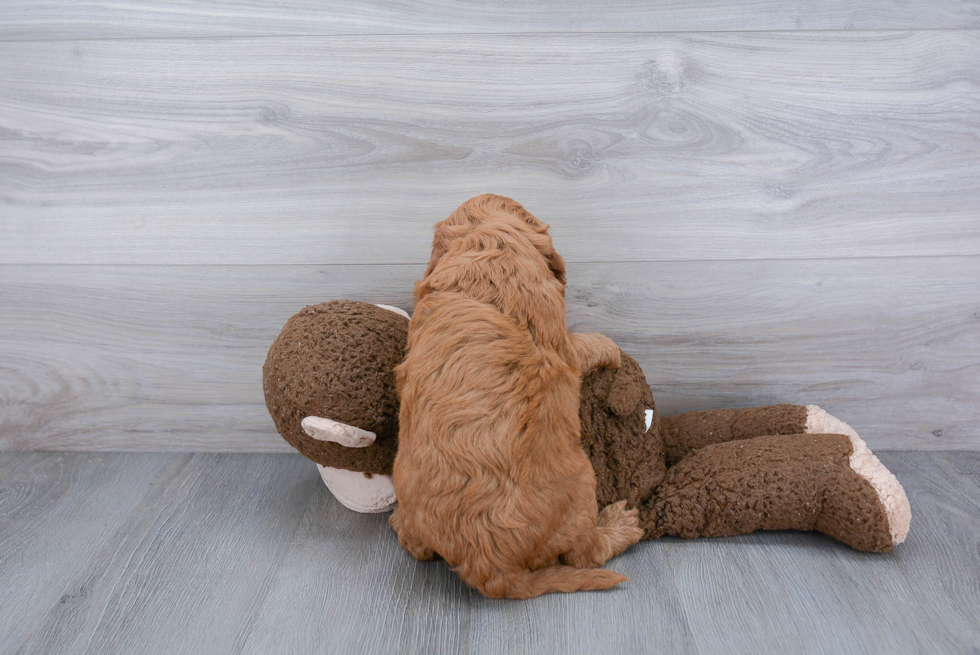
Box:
394 292 589 557
396 291 580 497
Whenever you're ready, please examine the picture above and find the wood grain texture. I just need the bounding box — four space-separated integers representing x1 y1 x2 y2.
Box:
2 31 978 265
2 258 976 452
1 451 977 654
0 452 177 650
1 1 978 40
9 453 316 654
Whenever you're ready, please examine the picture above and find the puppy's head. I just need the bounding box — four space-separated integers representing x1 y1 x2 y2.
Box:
423 194 566 285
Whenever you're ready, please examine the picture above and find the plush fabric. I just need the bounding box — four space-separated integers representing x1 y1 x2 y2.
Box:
262 301 407 475
660 405 810 467
644 433 893 552
579 353 665 510
263 300 907 553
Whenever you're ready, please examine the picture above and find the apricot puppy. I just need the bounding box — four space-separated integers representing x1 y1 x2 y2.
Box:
391 194 643 598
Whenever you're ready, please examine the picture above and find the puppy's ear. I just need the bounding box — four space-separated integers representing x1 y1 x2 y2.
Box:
422 222 464 280
521 219 566 286
424 200 484 279
528 234 565 285
423 226 449 279
542 243 566 286
503 198 566 286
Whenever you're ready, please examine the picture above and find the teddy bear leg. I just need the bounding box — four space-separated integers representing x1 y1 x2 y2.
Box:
642 433 907 552
660 405 811 466
805 405 911 548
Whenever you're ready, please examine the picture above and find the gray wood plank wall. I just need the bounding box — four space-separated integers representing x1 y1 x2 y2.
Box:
1 1 978 38
1 3 978 452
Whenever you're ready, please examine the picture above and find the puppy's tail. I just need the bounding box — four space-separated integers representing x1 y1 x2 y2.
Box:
458 564 628 599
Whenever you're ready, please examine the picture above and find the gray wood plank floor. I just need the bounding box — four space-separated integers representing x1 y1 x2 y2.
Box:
1 451 976 654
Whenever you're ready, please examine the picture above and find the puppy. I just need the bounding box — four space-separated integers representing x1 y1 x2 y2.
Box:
390 194 643 599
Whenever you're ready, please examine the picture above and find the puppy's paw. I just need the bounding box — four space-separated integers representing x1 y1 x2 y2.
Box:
400 535 439 562
390 509 439 561
598 500 644 551
602 345 622 370
598 500 638 528
572 332 622 374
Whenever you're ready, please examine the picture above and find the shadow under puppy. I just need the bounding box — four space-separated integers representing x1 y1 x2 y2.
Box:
391 194 644 599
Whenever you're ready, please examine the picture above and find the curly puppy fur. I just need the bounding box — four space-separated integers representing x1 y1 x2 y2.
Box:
391 194 643 599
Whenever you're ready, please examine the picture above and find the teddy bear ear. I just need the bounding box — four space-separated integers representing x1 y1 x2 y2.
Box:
607 366 643 417
301 416 377 448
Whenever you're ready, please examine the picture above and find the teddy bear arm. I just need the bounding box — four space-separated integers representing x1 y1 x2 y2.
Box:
660 404 810 467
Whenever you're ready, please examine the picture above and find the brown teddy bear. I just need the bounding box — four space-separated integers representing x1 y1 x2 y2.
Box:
264 300 910 552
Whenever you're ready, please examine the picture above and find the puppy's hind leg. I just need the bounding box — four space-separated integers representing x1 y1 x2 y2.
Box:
569 332 622 375
562 501 643 568
389 507 438 561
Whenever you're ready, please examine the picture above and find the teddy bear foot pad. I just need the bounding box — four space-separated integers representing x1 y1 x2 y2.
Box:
805 405 912 546
317 465 397 513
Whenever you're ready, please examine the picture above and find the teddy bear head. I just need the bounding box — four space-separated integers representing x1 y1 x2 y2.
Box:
262 300 408 476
